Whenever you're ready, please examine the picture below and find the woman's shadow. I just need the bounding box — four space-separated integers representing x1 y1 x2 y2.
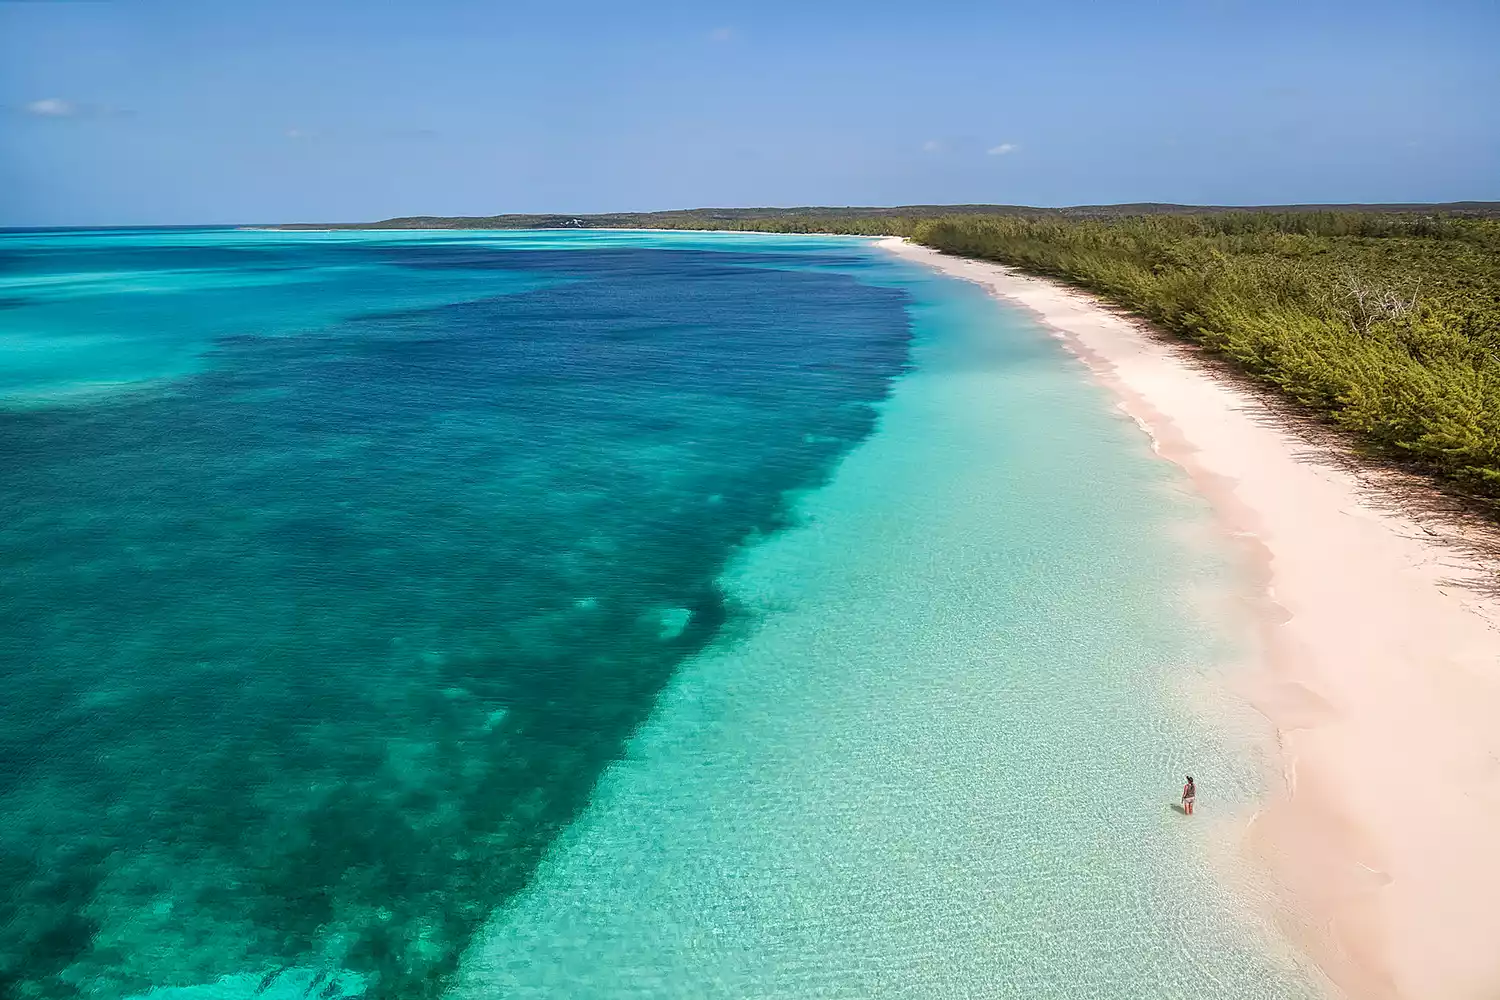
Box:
1170 803 1188 815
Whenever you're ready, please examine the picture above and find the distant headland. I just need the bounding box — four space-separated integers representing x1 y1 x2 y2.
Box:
270 201 1500 231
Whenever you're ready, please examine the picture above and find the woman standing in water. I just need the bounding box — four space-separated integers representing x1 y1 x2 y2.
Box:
1182 775 1196 815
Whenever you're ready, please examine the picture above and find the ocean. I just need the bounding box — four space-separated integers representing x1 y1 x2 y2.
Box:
0 229 1320 999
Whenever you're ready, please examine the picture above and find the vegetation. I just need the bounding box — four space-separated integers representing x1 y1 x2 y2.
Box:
279 201 1500 233
285 204 1500 495
906 212 1500 493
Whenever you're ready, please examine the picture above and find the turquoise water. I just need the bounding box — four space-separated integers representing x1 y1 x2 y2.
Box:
0 229 1319 999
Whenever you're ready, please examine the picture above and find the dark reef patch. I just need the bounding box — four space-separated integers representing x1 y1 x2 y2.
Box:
0 237 910 998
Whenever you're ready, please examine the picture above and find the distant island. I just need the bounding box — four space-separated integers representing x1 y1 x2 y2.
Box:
273 203 1500 235
273 201 1500 232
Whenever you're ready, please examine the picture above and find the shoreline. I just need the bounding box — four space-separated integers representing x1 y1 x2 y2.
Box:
451 233 1322 998
881 237 1500 1000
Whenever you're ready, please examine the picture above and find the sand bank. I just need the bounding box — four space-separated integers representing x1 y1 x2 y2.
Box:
882 238 1500 1000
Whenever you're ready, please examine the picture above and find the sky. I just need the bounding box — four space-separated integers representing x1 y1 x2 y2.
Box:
2 0 1497 227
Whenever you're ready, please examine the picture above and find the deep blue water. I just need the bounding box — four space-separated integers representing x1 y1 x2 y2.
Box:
0 230 912 998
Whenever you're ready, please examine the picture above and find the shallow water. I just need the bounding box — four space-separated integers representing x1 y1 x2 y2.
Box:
453 245 1323 999
0 229 1319 999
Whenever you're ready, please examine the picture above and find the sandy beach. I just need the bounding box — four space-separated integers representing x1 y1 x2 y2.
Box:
883 238 1500 1000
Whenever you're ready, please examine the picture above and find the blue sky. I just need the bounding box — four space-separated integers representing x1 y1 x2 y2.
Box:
2 0 1496 226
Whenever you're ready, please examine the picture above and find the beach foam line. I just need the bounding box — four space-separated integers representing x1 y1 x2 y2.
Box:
881 237 1500 1000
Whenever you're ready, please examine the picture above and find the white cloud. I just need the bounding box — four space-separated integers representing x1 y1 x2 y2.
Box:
709 26 734 41
922 139 942 153
285 128 311 139
987 142 1019 156
25 98 77 117
17 98 131 119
